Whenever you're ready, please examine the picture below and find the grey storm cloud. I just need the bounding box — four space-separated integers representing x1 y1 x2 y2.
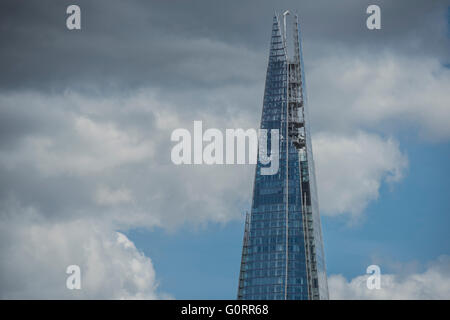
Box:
0 0 448 91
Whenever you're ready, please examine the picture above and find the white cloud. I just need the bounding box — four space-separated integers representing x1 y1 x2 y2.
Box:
313 131 408 218
329 256 450 299
0 207 167 299
0 89 255 298
308 52 450 141
0 90 255 228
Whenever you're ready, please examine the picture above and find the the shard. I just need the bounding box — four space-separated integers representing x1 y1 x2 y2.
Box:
237 12 329 300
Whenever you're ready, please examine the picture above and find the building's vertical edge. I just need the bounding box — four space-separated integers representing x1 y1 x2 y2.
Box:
296 16 330 300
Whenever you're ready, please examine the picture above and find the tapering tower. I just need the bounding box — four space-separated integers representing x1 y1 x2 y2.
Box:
237 12 328 300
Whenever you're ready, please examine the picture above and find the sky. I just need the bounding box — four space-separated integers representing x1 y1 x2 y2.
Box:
0 0 449 299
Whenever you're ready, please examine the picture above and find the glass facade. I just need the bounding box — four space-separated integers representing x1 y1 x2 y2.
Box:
237 14 329 300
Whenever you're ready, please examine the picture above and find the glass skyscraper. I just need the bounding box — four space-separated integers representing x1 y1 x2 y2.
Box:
237 12 329 300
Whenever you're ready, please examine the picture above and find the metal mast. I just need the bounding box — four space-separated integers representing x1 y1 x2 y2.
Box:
282 10 290 301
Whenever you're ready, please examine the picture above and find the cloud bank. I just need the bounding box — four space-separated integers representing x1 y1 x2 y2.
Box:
329 256 450 299
0 204 165 299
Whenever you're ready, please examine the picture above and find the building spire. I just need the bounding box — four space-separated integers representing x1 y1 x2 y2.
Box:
237 13 329 300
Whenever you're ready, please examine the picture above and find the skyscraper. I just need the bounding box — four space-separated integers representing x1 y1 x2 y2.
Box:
237 12 329 300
